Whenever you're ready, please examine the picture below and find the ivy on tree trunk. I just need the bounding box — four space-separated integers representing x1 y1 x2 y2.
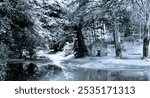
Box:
73 23 88 58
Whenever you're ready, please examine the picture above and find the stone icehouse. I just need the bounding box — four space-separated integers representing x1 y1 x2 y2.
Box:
84 19 108 57
87 40 108 57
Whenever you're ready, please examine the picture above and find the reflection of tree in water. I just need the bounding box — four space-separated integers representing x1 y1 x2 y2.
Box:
65 68 149 81
6 63 24 81
6 63 37 81
5 62 63 81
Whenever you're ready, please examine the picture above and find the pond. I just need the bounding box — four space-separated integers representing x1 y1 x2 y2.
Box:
40 62 150 81
5 59 150 81
60 68 150 81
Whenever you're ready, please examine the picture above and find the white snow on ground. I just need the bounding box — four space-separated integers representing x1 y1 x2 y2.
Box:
47 52 75 68
47 52 65 68
36 50 48 57
102 58 150 66
36 50 74 68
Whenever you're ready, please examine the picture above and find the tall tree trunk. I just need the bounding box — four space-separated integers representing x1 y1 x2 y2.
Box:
74 23 88 58
143 25 149 58
113 16 122 58
143 7 149 59
143 36 149 58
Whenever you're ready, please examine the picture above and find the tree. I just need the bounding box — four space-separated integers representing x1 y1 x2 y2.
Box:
66 0 91 58
32 0 73 52
113 13 122 58
0 0 40 59
68 0 128 58
73 19 89 58
95 0 124 58
131 0 150 58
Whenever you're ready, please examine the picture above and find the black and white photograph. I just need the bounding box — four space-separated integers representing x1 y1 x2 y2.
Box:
0 0 150 81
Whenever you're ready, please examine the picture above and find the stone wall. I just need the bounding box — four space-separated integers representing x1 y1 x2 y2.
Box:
88 40 107 57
